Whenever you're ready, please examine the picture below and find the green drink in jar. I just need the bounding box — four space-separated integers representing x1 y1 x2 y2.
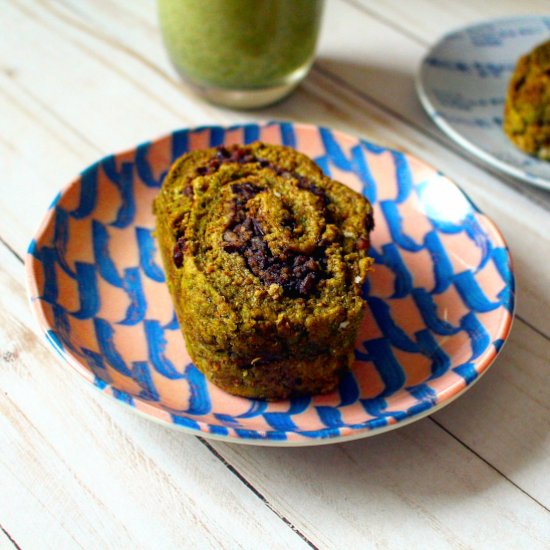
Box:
158 0 324 108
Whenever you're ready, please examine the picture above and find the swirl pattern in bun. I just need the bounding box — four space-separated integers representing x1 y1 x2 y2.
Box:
154 142 374 400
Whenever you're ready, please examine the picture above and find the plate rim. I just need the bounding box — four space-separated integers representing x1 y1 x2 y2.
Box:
25 120 516 446
416 14 550 191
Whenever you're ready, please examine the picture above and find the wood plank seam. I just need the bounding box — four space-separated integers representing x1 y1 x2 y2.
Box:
0 524 22 550
429 417 550 513
0 83 101 157
343 0 432 47
514 316 550 343
198 439 319 550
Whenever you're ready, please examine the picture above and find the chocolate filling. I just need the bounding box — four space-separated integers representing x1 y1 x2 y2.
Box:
222 181 327 297
183 145 364 295
194 146 258 176
172 236 187 268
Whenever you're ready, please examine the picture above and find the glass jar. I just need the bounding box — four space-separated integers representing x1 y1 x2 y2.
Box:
158 0 324 108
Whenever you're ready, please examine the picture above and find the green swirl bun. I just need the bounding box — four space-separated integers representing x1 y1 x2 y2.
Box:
504 39 550 159
154 142 374 400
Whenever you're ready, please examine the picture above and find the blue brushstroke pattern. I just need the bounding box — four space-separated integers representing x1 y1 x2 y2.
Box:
358 339 406 397
136 227 165 282
337 371 360 406
172 128 189 160
408 384 437 402
28 238 38 258
460 312 490 361
209 126 225 147
102 157 135 228
163 312 180 331
237 400 268 419
132 361 160 401
392 151 413 203
320 127 352 170
318 129 378 204
453 362 478 384
412 288 460 336
72 262 100 319
92 220 123 287
94 318 132 376
46 329 64 355
352 144 377 204
144 320 184 379
209 425 229 436
82 348 113 384
464 214 492 270
51 304 76 353
243 124 260 143
492 247 512 283
71 164 98 219
40 247 59 303
424 231 454 293
263 413 298 432
214 414 242 427
363 297 419 352
262 396 311 432
52 207 75 277
380 201 423 252
369 243 413 298
454 271 500 312
94 377 108 390
279 122 296 147
315 407 345 429
314 156 331 176
234 429 287 441
183 364 211 415
493 339 505 352
112 388 134 405
136 142 166 188
360 138 386 154
361 397 408 422
415 329 450 379
48 191 62 210
118 267 146 326
172 415 201 430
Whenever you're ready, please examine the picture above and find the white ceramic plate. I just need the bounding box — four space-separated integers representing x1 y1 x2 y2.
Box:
417 15 550 190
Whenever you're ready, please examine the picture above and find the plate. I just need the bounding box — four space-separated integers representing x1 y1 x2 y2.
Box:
26 121 515 446
417 15 550 190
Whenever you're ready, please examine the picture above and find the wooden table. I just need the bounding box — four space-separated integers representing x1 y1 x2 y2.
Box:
2 1 550 548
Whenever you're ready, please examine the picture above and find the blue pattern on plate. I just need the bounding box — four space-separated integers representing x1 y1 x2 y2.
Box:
26 122 515 444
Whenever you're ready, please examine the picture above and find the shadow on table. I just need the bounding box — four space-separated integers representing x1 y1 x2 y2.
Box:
253 56 429 130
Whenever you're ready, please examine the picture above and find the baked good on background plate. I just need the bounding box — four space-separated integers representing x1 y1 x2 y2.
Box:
504 38 550 159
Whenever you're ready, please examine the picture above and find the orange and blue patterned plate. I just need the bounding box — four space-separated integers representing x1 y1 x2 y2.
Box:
26 122 515 445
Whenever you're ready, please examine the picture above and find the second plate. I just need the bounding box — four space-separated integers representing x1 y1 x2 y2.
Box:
417 15 550 190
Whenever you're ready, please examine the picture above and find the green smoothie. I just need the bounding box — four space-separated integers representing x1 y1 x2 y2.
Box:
158 0 323 91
